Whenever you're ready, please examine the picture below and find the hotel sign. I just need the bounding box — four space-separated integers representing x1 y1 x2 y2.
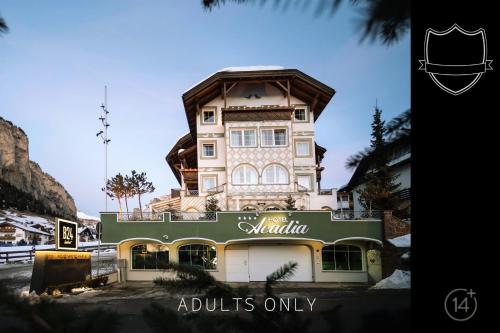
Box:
237 216 309 235
56 218 78 250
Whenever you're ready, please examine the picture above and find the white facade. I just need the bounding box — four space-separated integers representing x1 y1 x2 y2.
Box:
179 81 337 212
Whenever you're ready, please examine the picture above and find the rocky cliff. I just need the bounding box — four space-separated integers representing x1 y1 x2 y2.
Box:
0 116 77 219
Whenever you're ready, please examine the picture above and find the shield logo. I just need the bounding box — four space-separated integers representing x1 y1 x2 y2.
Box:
419 24 493 95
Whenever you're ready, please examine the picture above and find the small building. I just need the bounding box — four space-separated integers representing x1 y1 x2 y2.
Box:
0 220 51 245
101 67 386 283
78 226 97 242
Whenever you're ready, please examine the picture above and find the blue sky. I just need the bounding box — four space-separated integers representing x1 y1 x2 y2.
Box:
0 1 410 216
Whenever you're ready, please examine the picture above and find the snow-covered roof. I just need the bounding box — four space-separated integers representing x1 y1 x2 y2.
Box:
0 220 51 236
184 65 285 93
387 233 411 247
77 211 100 221
218 66 285 72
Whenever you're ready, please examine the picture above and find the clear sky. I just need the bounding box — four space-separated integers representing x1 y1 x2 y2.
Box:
0 1 410 216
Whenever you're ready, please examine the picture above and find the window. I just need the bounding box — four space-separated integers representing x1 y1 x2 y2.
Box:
265 206 283 211
297 174 313 191
232 165 258 185
202 176 217 192
294 108 307 121
230 129 256 147
295 140 311 157
242 206 258 211
322 245 362 271
261 128 287 147
262 164 288 184
202 109 216 124
201 142 216 158
178 244 217 270
131 244 169 270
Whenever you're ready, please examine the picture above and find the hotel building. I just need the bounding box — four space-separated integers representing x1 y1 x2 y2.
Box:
101 67 385 283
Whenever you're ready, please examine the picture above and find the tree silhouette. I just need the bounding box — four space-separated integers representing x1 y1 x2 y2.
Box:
0 13 8 36
346 109 410 169
202 0 410 46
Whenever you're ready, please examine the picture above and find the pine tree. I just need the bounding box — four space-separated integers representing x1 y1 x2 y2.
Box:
129 170 155 219
106 174 126 214
123 174 134 215
205 197 220 212
357 106 402 214
284 195 297 210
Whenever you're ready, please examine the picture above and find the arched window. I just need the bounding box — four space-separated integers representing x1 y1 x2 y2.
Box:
178 244 217 269
262 164 288 184
242 205 258 211
131 244 169 270
232 165 258 185
321 245 362 271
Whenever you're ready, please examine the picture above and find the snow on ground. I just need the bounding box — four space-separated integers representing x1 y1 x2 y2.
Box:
387 234 411 247
77 211 100 221
401 251 410 260
0 209 55 232
371 270 411 289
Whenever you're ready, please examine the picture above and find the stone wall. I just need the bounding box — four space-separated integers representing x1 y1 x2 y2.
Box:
381 210 411 278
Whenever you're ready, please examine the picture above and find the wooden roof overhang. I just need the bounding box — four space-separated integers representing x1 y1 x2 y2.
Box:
182 69 336 136
165 133 198 184
180 168 198 183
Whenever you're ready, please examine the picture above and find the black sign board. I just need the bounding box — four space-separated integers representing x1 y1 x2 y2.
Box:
56 218 78 250
30 251 91 294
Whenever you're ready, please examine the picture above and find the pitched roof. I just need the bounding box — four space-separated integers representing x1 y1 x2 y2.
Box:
0 221 51 236
182 68 335 135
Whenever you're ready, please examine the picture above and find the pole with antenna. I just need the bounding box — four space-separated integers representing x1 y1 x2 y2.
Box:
97 85 110 277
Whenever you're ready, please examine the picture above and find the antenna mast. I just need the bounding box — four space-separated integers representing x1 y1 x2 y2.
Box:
97 86 111 210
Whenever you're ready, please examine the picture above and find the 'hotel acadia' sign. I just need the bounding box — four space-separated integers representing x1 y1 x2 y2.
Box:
237 216 309 235
55 218 78 250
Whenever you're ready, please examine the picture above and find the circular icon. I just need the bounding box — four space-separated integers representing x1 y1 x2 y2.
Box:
444 288 477 321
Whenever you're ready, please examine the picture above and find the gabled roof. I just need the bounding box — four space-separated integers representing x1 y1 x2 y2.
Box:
0 221 51 236
182 67 336 135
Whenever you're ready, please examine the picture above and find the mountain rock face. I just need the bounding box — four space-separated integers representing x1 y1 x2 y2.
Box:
0 116 77 219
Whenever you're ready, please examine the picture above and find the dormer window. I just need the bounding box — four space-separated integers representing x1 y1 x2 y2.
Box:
201 108 216 124
294 108 307 121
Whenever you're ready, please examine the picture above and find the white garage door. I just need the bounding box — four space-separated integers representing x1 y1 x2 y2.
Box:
248 245 313 282
225 249 250 282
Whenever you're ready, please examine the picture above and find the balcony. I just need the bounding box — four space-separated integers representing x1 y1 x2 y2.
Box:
100 210 383 245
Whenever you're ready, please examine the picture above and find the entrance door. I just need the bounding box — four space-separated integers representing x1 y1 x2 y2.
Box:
225 249 249 282
248 245 313 282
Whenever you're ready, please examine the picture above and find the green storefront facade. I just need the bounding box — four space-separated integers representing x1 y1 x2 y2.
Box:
101 211 384 283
